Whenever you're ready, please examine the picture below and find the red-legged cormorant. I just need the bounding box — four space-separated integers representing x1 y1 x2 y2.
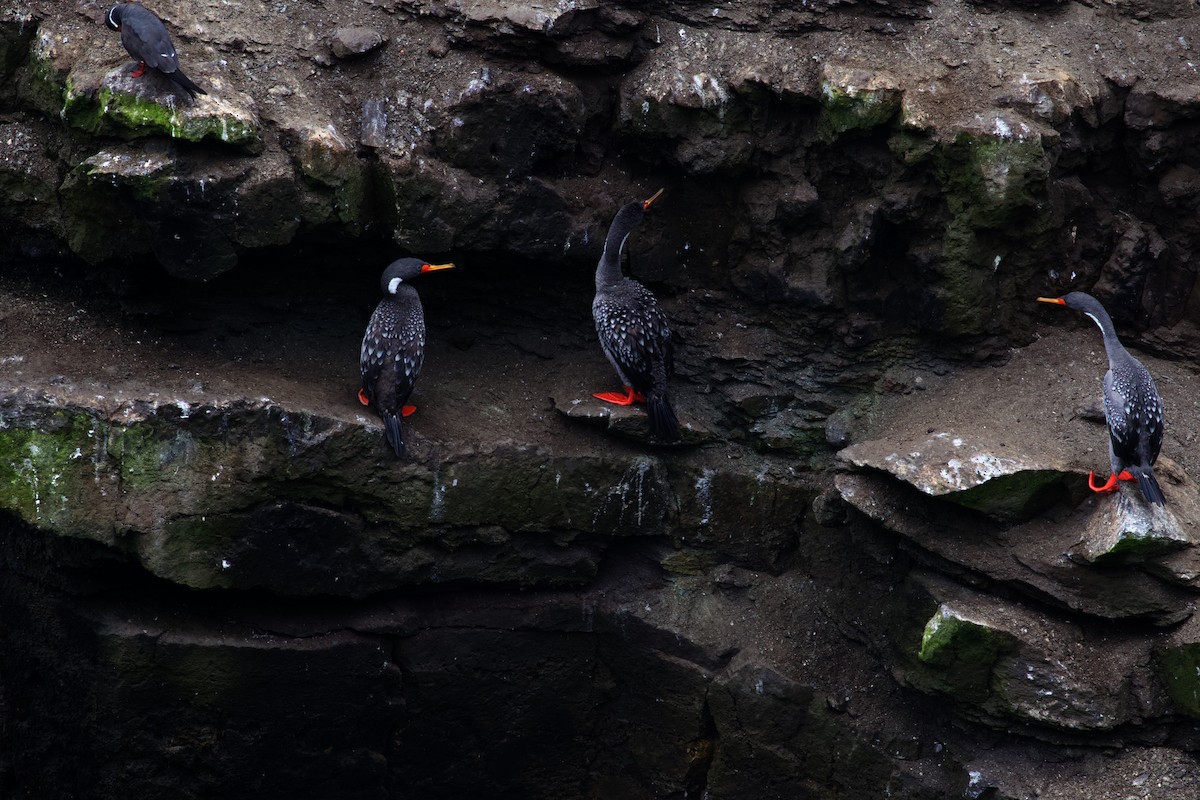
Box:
592 188 680 443
360 258 455 457
106 3 207 100
1038 292 1165 505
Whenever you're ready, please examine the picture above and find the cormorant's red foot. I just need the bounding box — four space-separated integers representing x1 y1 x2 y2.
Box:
593 386 645 406
358 388 370 406
402 405 417 417
131 61 147 78
1088 471 1133 493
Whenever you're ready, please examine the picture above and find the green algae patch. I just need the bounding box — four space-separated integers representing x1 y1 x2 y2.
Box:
61 81 262 150
818 71 902 139
294 128 369 228
0 409 106 534
19 40 69 117
1089 527 1187 564
942 469 1068 522
1157 643 1200 718
934 124 1052 230
916 117 1057 335
887 130 937 165
915 604 1017 703
1074 498 1190 566
107 424 199 493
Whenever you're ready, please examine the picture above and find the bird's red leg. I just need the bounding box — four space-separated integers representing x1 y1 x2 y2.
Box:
1088 471 1120 493
357 388 370 406
1117 470 1135 482
401 405 417 417
131 61 147 78
593 386 645 405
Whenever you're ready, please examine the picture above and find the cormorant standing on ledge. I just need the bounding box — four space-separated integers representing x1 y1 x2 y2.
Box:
360 258 456 457
106 3 207 100
1037 291 1165 506
592 189 681 443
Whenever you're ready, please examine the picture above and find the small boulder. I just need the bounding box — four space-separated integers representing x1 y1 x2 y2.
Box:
331 27 386 60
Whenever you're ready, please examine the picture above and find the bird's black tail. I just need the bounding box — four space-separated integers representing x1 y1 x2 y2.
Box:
647 391 680 443
383 413 405 458
170 69 206 100
1133 467 1165 506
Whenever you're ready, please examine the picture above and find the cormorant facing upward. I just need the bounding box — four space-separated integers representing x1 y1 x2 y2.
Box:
1037 291 1165 506
360 258 455 457
106 3 207 100
592 188 680 443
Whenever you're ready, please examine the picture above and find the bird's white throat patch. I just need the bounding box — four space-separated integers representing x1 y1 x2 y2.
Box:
387 277 404 293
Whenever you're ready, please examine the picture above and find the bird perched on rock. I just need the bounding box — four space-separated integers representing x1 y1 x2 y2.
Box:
1037 291 1165 505
592 188 681 443
105 3 207 100
359 258 455 457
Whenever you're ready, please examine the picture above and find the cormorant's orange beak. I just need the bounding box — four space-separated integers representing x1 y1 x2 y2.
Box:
421 263 456 273
642 188 665 210
1036 296 1066 305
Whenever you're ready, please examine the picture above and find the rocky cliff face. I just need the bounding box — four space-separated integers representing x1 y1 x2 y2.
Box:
3 0 1200 798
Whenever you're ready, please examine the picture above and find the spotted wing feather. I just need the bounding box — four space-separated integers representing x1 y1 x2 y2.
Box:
1102 361 1164 471
593 279 672 395
360 295 425 456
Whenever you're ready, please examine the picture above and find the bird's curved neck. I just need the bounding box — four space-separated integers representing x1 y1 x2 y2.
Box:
1082 306 1126 362
595 235 628 290
596 208 640 291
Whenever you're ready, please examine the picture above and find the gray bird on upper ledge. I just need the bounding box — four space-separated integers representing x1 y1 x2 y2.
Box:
1038 291 1166 506
359 258 455 457
592 188 681 444
106 3 207 100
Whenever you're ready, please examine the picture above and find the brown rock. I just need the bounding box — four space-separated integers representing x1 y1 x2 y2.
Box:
330 26 386 59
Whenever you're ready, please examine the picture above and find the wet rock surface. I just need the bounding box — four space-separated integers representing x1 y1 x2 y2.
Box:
4 0 1200 798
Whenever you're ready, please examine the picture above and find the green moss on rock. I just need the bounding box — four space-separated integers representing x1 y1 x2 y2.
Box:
1157 643 1200 718
1093 528 1185 563
887 130 937 165
19 40 68 117
915 604 1017 703
916 120 1056 335
1078 500 1190 565
818 80 901 139
293 129 368 227
943 468 1067 522
934 126 1051 230
107 424 199 493
62 83 260 149
0 410 102 533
